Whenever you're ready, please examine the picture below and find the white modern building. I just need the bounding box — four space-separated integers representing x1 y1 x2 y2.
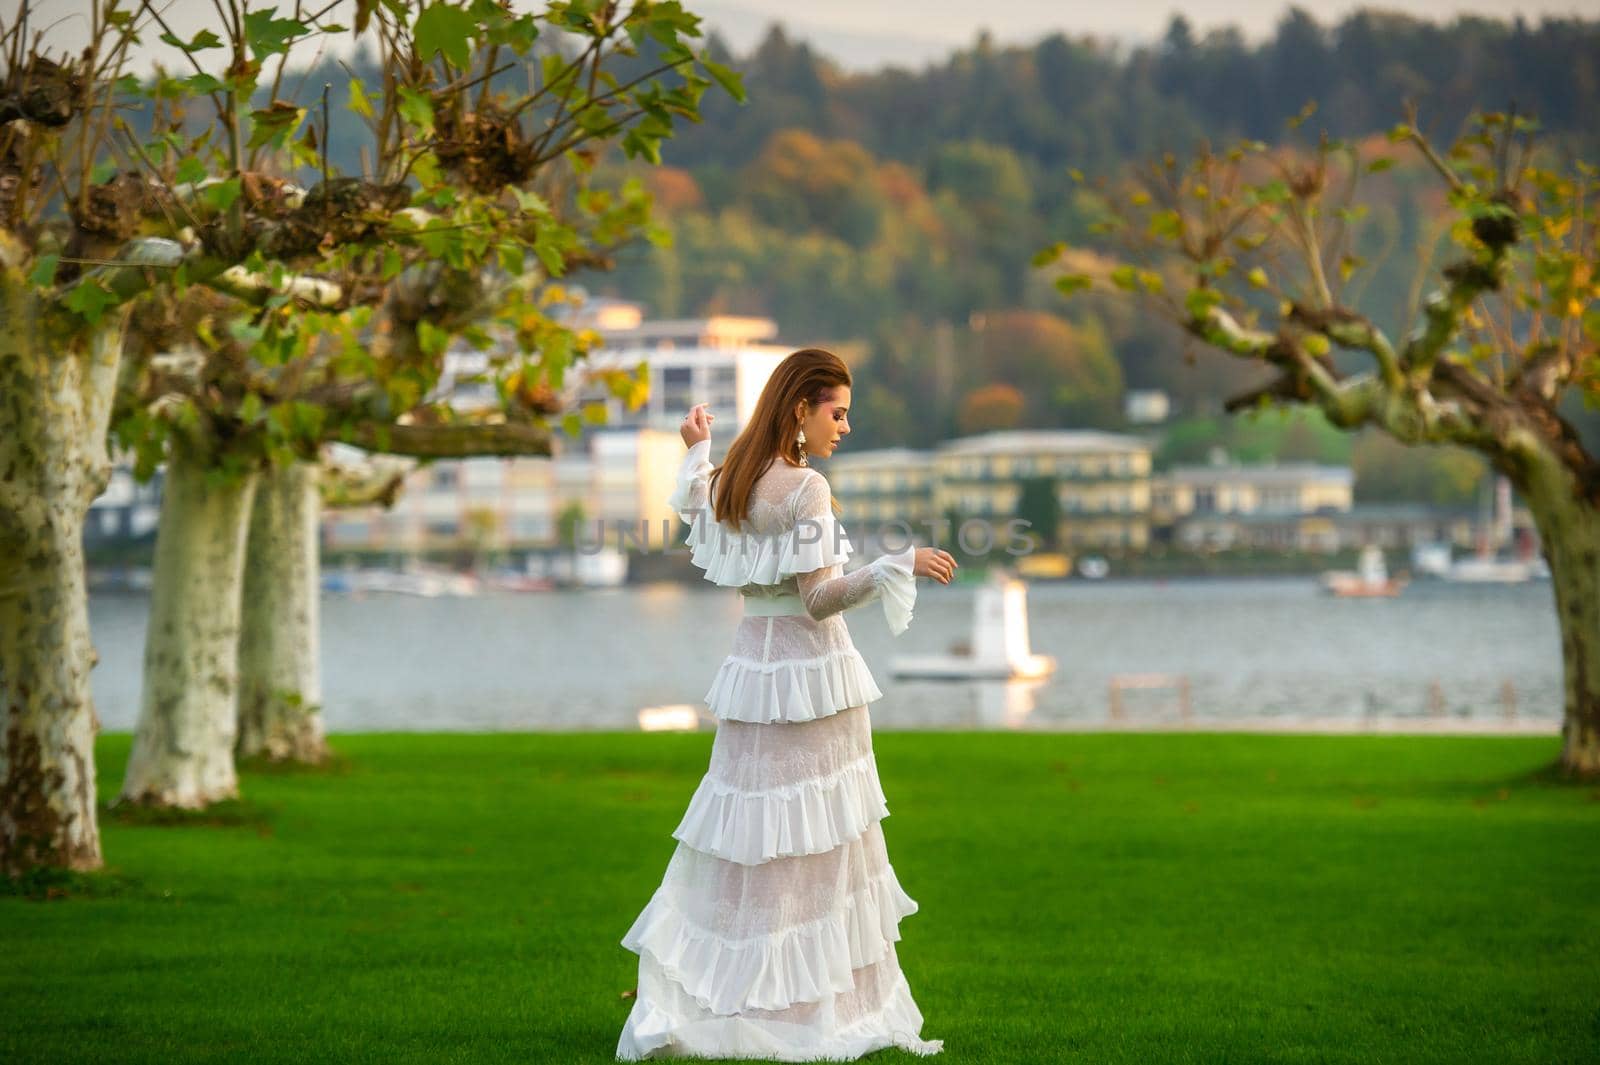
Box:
571 300 791 451
322 304 792 553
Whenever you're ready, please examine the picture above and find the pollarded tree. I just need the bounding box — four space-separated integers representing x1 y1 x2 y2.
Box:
0 0 740 871
107 0 738 809
1039 107 1600 775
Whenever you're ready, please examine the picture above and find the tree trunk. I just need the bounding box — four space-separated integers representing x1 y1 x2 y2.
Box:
236 462 327 764
119 447 259 807
1518 454 1600 777
0 284 123 876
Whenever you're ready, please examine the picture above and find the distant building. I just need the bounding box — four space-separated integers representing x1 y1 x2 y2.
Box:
85 464 162 547
1152 462 1354 522
570 300 790 452
1171 503 1481 554
1123 390 1171 425
932 430 1153 551
1151 461 1355 551
323 303 792 554
322 428 687 554
825 449 937 551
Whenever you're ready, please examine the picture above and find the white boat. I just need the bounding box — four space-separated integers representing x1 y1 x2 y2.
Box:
891 573 1056 680
1320 545 1407 598
348 567 480 597
1442 556 1549 583
1077 555 1110 580
526 547 629 588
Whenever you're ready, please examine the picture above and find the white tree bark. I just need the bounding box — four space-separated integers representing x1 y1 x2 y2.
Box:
236 462 327 764
0 280 124 875
119 448 259 808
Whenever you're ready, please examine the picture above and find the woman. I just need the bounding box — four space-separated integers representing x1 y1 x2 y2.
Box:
617 348 955 1061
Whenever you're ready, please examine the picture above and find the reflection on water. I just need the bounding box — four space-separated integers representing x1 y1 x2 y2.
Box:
87 577 1563 732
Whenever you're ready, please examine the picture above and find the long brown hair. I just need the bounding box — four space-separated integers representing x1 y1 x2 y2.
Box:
710 348 849 529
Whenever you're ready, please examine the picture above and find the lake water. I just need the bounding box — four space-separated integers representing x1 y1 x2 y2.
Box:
87 578 1565 733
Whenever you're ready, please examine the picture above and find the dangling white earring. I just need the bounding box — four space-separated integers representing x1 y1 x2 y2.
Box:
796 427 809 467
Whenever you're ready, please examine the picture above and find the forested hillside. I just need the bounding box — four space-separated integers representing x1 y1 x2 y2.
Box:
582 9 1599 458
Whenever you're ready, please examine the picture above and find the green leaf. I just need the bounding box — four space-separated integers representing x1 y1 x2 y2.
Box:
1109 265 1138 291
1183 287 1222 321
561 412 583 437
347 79 374 120
416 319 449 358
238 393 265 424
247 103 305 150
414 3 475 70
243 10 307 58
1148 210 1183 241
1303 333 1331 357
396 87 434 133
185 73 224 95
1246 267 1269 289
64 278 115 323
1031 242 1064 268
1054 274 1092 296
497 243 526 275
30 253 59 288
90 161 118 184
200 178 242 212
701 57 745 103
1367 157 1395 173
160 28 223 51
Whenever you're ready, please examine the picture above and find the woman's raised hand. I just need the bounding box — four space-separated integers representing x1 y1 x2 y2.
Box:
913 547 957 585
680 403 714 447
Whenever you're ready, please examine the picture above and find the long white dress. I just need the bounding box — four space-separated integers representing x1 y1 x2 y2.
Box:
616 439 944 1061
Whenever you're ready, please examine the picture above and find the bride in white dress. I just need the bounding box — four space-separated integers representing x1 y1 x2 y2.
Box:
617 348 955 1061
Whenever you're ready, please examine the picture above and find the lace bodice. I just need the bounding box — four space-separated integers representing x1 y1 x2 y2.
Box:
667 439 917 634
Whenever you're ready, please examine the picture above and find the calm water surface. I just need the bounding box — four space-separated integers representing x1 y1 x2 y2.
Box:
87 578 1564 732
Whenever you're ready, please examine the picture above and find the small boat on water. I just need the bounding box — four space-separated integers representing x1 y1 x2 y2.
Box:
891 572 1056 680
323 566 480 597
1320 545 1407 598
1077 555 1110 580
1440 555 1550 584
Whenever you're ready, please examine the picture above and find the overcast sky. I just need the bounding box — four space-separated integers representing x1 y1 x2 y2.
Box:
37 0 1600 72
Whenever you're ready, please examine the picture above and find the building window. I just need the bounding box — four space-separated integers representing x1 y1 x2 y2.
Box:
661 366 693 413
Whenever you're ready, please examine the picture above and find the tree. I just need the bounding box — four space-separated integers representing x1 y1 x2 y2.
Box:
958 383 1024 433
0 0 739 871
969 309 1123 428
1351 432 1486 505
1015 476 1062 550
1043 107 1600 775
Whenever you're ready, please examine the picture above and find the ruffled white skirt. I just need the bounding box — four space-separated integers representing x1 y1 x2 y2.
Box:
617 705 943 1060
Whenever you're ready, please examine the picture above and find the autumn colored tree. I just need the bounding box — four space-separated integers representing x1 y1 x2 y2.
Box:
969 309 1124 428
1043 107 1600 774
958 382 1025 434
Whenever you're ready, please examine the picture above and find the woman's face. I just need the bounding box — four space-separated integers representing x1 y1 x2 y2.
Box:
796 385 851 460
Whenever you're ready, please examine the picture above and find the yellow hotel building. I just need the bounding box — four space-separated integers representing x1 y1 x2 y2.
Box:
935 431 1153 550
826 430 1153 552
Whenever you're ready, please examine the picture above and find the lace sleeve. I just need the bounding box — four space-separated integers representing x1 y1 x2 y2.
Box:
667 438 713 522
791 475 918 635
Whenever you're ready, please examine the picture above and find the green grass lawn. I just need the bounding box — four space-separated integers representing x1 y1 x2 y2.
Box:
3 730 1598 1064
